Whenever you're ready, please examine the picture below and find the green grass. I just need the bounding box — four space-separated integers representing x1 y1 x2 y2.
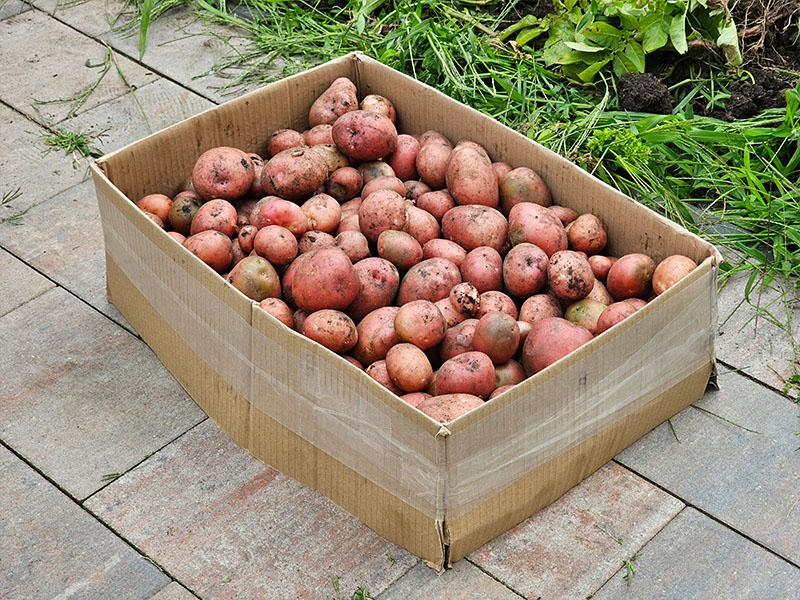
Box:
38 125 106 168
0 188 28 225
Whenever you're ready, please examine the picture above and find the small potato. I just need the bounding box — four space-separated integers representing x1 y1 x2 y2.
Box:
519 294 563 326
357 161 395 184
227 255 281 301
446 141 499 208
494 359 526 388
548 205 579 226
435 351 495 399
386 134 420 181
606 253 656 300
291 247 360 313
335 230 371 263
473 311 520 364
653 255 698 295
416 393 484 423
360 94 397 123
460 246 503 293
586 279 615 305
566 213 607 255
547 250 595 302
342 355 364 370
588 255 617 282
386 343 433 392
394 300 447 350
365 360 404 396
184 230 233 272
362 175 406 199
502 242 549 298
415 142 451 190
137 193 172 223
492 162 512 183
422 238 467 267
253 225 299 266
236 198 257 227
596 301 639 334
298 230 337 254
508 202 567 257
166 231 186 244
259 297 294 329
434 297 465 329
144 212 165 228
354 306 401 365
326 166 363 201
250 197 308 236
442 205 508 253
396 257 462 305
564 298 607 335
439 319 478 362
404 180 431 202
499 167 552 214
237 224 258 254
231 239 246 265
190 198 238 237
267 129 306 157
489 385 515 400
400 392 431 408
191 146 254 202
332 110 398 161
347 257 400 323
357 189 408 244
418 130 453 148
168 194 201 235
308 144 350 175
262 146 328 201
522 317 593 376
302 309 358 354
308 77 358 127
449 282 480 318
301 193 341 233
377 230 423 271
404 206 441 246
416 190 455 222
477 291 518 319
304 124 335 146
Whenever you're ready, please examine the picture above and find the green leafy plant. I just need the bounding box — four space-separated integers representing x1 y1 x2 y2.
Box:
501 0 742 82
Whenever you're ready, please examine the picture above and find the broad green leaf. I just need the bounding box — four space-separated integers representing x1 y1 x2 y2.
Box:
669 12 688 54
499 14 540 41
578 56 612 82
565 40 606 52
582 21 623 47
642 20 669 52
615 49 639 73
716 20 742 65
624 40 646 72
517 24 549 46
576 10 594 32
542 40 571 66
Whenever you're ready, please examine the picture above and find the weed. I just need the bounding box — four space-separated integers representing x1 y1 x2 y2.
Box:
38 126 106 170
331 576 375 600
385 550 396 566
0 188 28 225
690 404 761 434
667 418 681 443
595 524 624 545
622 552 642 584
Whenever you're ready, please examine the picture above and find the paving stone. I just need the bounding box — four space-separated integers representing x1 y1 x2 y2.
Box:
468 463 684 600
379 559 521 599
0 10 157 123
589 508 800 600
0 103 90 216
0 248 54 317
0 445 170 600
86 419 417 599
148 581 198 600
32 0 130 38
716 269 799 398
0 0 30 20
0 287 206 500
616 369 800 565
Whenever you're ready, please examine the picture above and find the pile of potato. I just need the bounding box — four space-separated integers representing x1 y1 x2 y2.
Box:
135 77 698 424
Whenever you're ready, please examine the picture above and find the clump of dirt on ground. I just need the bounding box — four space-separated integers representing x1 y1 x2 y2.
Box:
618 72 673 114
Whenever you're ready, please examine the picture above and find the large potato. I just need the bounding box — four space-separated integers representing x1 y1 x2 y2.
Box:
416 393 484 423
522 317 593 375
441 205 508 253
253 225 298 266
347 257 400 323
446 141 499 208
308 77 358 127
508 202 567 257
332 110 398 161
291 247 360 313
396 257 462 305
191 146 254 201
435 351 495 399
262 146 328 201
301 309 358 354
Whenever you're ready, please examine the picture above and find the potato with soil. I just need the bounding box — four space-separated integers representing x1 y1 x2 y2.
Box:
416 393 484 423
301 309 358 354
358 160 395 184
326 166 363 201
386 134 420 181
365 359 404 396
519 294 563 326
290 247 360 313
404 180 431 202
237 225 257 254
386 343 433 393
564 298 607 335
588 255 617 282
499 167 552 214
353 306 401 365
308 77 358 127
435 351 495 399
394 300 447 350
548 205 579 227
404 206 440 247
547 250 595 302
377 230 423 271
652 255 698 295
502 242 549 298
566 213 607 255
441 205 508 253
169 193 202 235
267 129 306 157
439 319 478 362
250 197 308 237
362 175 406 199
522 317 593 376
357 189 409 244
301 193 341 234
360 94 397 123
191 146 254 202
253 225 298 266
298 230 336 254
416 190 455 222
415 142 451 190
304 124 334 146
477 291 518 319
396 257 462 305
189 199 238 237
137 194 172 223
596 301 640 334
183 230 233 273
227 255 281 301
332 110 398 161
262 146 329 201
460 246 503 293
494 359 526 389
473 311 520 364
508 202 567 257
259 297 295 329
606 253 656 300
308 144 350 175
446 141 499 208
449 282 480 319
422 238 467 267
335 230 371 263
347 257 400 323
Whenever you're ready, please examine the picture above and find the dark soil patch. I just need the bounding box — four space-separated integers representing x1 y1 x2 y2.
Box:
732 0 800 72
618 73 673 114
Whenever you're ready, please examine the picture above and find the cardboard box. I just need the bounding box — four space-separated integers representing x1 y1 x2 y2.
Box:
91 52 721 570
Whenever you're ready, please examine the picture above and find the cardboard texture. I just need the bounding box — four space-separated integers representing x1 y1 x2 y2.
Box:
91 53 721 569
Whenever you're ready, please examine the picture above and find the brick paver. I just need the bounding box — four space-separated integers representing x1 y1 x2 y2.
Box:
379 560 522 599
148 582 198 600
0 247 54 317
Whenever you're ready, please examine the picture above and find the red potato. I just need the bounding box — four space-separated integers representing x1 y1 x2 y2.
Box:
357 189 409 244
362 176 406 199
416 393 484 423
281 251 311 307
335 230 370 263
308 77 358 127
347 257 400 323
460 246 503 293
404 180 431 202
653 255 698 295
449 282 480 318
259 297 294 329
250 197 308 236
304 124 335 146
262 146 329 201
366 360 404 396
623 298 648 310
326 166 363 201
596 301 639 334
517 320 532 345
184 230 233 273
394 300 446 350
168 194 201 235
435 351 495 399
298 230 336 254
508 202 567 257
166 231 186 244
353 306 401 365
360 94 397 123
301 193 341 233
267 129 306 157
489 386 515 400
191 146 254 202
522 317 593 376
547 250 595 302
231 239 246 265
566 214 607 255
519 294 563 326
377 230 423 271
422 238 467 267
502 242 549 298
441 205 508 253
227 255 281 301
293 309 308 331
439 319 478 361
386 134 420 181
446 141 499 208
253 225 299 266
588 255 617 282
144 212 165 229
340 196 363 219
477 291 518 319
415 190 455 222
400 392 431 408
357 161 395 184
492 162 513 183
415 142 451 190
586 279 615 305
137 194 172 223
396 257 462 305
291 247 360 313
434 297 465 329
308 144 350 175
189 198 238 237
301 309 358 354
494 359 526 388
386 343 433 392
499 167 552 214
606 253 656 300
236 198 257 226
548 205 579 227
332 110 398 161
342 355 364 370
564 298 607 335
336 213 361 235
418 130 453 148
404 206 440 246
473 311 520 364
237 225 258 254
